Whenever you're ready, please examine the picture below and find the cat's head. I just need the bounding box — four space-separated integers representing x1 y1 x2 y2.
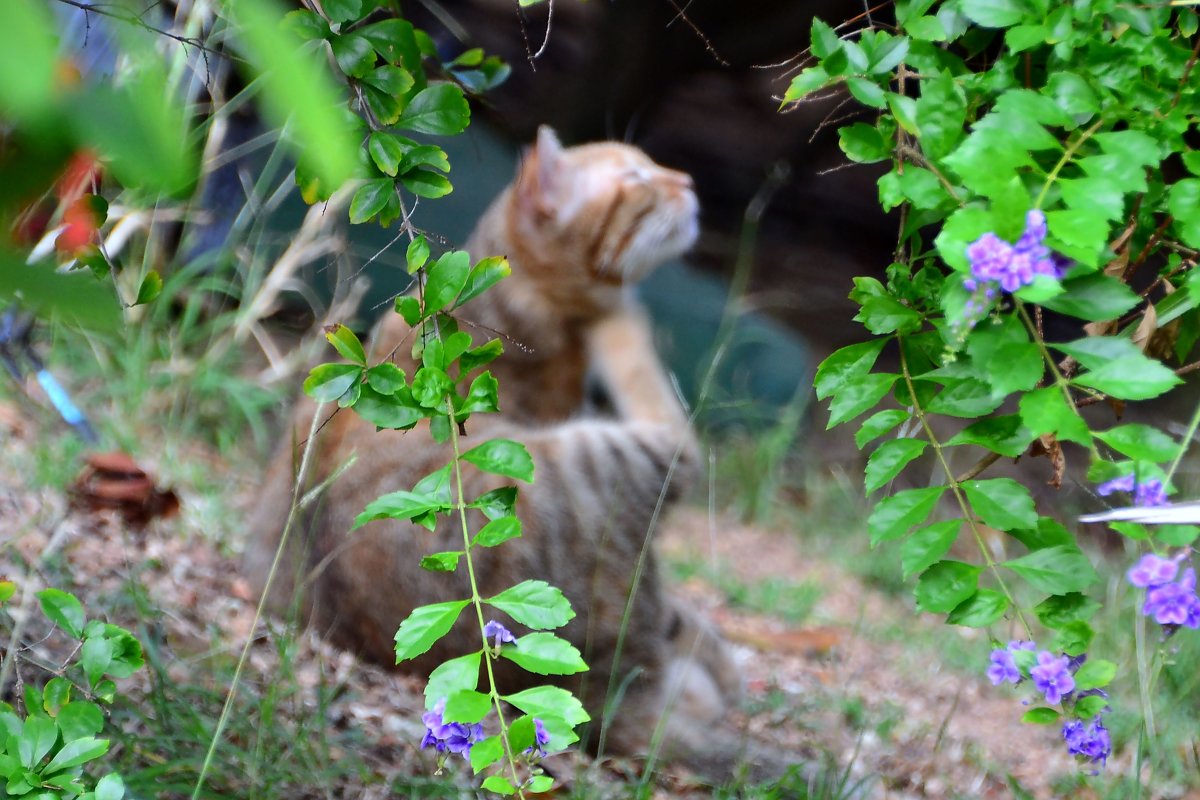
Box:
508 126 699 310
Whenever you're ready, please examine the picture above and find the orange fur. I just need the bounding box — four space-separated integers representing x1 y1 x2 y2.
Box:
244 128 766 777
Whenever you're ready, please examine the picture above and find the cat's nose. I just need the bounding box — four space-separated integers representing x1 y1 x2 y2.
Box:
666 170 694 191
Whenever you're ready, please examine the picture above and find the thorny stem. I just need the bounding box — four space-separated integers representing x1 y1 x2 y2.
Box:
897 339 1034 639
445 395 527 797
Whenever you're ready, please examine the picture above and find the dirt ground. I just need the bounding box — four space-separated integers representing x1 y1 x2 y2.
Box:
0 407 1111 799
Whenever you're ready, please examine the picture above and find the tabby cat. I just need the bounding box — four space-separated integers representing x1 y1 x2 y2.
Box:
244 127 754 776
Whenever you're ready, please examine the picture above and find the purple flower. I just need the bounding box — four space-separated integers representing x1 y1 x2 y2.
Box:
1126 553 1179 588
483 620 517 650
1135 478 1169 507
1096 474 1136 496
1143 578 1200 627
987 648 1021 685
1030 651 1076 705
964 210 1064 296
421 698 483 757
1064 716 1111 769
525 718 551 758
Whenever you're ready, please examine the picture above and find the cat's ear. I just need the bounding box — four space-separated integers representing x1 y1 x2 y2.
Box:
516 125 565 216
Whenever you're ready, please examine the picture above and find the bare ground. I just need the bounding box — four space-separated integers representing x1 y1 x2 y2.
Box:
0 406 1113 799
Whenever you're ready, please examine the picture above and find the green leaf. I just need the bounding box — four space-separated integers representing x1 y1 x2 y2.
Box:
42 678 70 716
321 0 362 23
399 145 451 174
855 409 910 449
350 179 393 224
867 486 945 547
36 589 84 638
914 561 981 613
507 714 537 755
963 478 1037 531
460 339 504 374
324 324 366 366
363 64 414 97
1075 694 1109 718
1157 525 1200 546
960 0 1027 27
1004 545 1098 594
946 589 1009 627
815 341 886 401
133 271 163 306
368 133 406 177
1034 592 1100 629
845 77 887 108
0 0 57 122
783 67 832 102
1073 659 1117 692
43 737 109 774
1044 72 1098 117
1040 273 1139 322
501 633 587 675
397 83 470 135
946 416 1034 458
486 581 573 630
901 519 962 578
856 295 922 335
331 32 376 78
282 9 329 41
469 487 518 520
303 363 362 403
353 384 427 430
0 580 13 604
229 0 356 189
1009 517 1076 552
502 685 590 726
395 296 422 326
442 690 492 724
469 735 505 774
473 516 522 547
1094 424 1178 462
406 236 431 273
420 551 463 572
1059 176 1125 224
1050 620 1094 656
1056 337 1182 401
460 372 499 416
1044 209 1110 265
410 366 454 408
354 488 448 529
94 773 125 800
827 373 899 429
19 714 57 768
1022 707 1061 724
864 438 927 493
1019 386 1091 445
925 380 1003 418
359 18 420 68
424 251 471 314
527 775 555 793
394 600 470 662
55 703 104 742
462 439 535 482
457 257 511 308
366 363 406 395
838 123 890 164
401 168 453 199
426 651 482 709
1169 179 1200 248
481 775 516 795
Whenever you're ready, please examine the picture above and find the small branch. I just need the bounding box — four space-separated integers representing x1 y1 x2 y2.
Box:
954 452 1002 484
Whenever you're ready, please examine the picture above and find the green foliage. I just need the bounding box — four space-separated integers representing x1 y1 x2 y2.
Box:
0 586 141 798
789 0 1200 779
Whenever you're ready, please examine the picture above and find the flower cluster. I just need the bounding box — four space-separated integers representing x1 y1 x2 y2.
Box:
1096 474 1169 507
421 698 483 758
1063 716 1112 771
1126 553 1200 629
948 210 1065 346
963 210 1061 293
985 640 1111 770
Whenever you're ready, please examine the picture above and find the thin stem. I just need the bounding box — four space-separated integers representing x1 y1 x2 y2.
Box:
445 395 526 797
1164 393 1200 487
1034 118 1104 209
897 340 1033 638
192 403 327 800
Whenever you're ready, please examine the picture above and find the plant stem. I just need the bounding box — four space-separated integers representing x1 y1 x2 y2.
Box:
897 338 1033 637
445 395 526 797
1034 118 1104 209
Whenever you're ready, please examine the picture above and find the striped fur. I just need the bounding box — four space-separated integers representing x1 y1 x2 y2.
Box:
244 128 748 773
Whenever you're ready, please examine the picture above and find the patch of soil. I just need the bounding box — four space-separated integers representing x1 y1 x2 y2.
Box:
0 417 1103 798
